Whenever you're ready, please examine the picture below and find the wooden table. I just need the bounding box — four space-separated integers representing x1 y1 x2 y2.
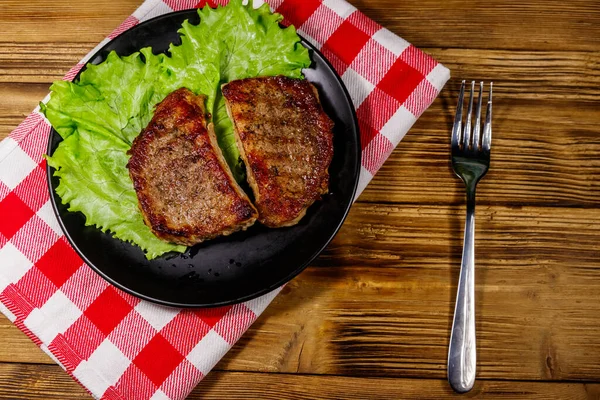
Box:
1 0 599 398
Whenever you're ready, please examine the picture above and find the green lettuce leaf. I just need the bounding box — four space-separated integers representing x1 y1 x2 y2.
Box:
43 0 311 259
43 48 190 258
163 0 311 177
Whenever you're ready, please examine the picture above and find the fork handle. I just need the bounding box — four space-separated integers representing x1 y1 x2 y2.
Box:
448 188 477 393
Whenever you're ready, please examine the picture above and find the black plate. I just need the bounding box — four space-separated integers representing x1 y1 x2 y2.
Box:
46 10 360 308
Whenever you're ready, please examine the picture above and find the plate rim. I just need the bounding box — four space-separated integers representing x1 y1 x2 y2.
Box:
45 8 361 308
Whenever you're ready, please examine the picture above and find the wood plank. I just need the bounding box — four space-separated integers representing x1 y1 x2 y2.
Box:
2 46 599 97
0 320 52 365
0 83 50 135
349 0 600 52
360 97 600 207
0 0 138 44
0 363 88 400
0 43 89 83
2 0 600 52
432 49 600 103
0 364 597 400
321 203 600 270
1 204 599 381
196 372 600 399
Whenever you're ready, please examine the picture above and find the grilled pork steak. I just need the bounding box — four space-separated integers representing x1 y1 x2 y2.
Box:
222 76 334 228
127 88 258 246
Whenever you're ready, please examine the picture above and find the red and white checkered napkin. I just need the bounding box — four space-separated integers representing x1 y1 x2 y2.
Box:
0 0 449 398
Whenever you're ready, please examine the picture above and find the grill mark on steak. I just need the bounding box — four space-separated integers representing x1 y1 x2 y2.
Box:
127 87 257 246
222 76 334 228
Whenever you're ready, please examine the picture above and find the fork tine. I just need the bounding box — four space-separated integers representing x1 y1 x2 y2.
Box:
482 82 493 151
452 81 466 147
472 82 483 150
463 81 475 149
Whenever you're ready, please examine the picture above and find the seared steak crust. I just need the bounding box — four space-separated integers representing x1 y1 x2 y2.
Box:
222 76 334 227
127 88 257 246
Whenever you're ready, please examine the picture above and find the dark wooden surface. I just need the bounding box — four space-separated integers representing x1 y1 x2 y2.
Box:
1 0 599 398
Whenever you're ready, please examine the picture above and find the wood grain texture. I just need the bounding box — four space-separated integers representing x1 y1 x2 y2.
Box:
0 320 52 365
348 0 600 52
361 97 600 207
1 0 600 398
0 364 600 400
0 364 598 400
0 364 89 400
197 373 600 399
2 0 599 51
0 43 88 83
0 1 138 43
0 83 50 134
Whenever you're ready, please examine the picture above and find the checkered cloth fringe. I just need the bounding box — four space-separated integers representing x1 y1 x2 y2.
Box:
0 0 449 398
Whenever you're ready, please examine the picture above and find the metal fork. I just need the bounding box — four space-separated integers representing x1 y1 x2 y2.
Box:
447 80 492 393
